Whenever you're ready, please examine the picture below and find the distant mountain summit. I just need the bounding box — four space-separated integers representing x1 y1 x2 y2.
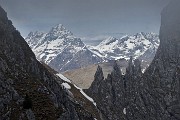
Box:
47 24 73 38
88 32 159 70
26 24 103 72
26 31 46 50
89 32 159 60
26 24 79 63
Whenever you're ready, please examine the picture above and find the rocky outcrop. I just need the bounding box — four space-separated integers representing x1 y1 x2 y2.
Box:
87 58 143 120
0 5 94 119
87 0 180 119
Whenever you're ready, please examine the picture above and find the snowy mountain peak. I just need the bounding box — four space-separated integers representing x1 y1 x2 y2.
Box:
25 24 103 71
134 32 158 40
47 24 73 39
98 36 118 46
27 31 34 37
26 31 46 39
134 32 145 38
26 24 85 64
90 32 160 61
56 23 63 28
25 31 46 49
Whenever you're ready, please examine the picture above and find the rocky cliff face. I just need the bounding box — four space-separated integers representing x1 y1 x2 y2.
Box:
87 1 180 119
143 0 180 119
0 6 95 120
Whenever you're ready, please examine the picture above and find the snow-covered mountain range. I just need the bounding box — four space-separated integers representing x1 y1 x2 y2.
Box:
25 24 160 72
26 24 103 72
89 32 159 60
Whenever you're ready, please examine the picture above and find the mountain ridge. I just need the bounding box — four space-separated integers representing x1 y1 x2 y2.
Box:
89 32 159 60
26 27 159 73
26 24 104 72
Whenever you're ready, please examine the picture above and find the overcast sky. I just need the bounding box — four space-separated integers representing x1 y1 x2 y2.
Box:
0 0 171 44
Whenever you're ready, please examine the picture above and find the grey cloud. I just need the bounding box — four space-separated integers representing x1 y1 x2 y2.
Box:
0 0 171 37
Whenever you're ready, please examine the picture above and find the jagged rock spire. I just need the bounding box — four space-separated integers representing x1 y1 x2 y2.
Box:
111 61 122 80
134 59 142 75
94 65 104 80
126 56 134 75
89 65 104 94
126 57 142 75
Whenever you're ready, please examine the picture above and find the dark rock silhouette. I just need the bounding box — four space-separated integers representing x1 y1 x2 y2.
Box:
0 5 94 120
87 0 180 119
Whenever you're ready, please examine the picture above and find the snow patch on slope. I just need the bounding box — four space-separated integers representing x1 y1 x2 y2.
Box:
123 108 126 115
56 73 71 83
56 73 97 106
61 83 71 89
74 84 97 106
